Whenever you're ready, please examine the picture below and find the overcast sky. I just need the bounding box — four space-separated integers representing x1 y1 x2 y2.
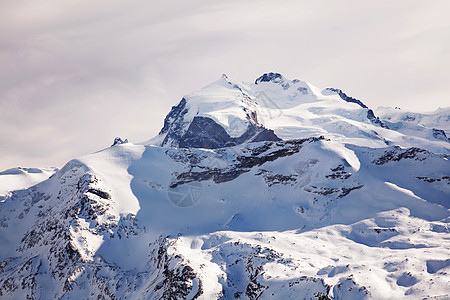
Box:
1 0 449 170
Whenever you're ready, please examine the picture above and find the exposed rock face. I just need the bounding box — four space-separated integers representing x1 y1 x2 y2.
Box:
416 175 450 183
432 128 449 142
171 137 321 188
111 137 128 146
325 88 368 109
159 98 189 146
255 72 292 90
178 116 280 149
325 87 389 129
366 109 389 128
158 97 281 149
0 164 200 299
254 72 284 84
372 146 431 165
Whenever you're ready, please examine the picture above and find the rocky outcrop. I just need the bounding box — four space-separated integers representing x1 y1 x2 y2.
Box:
159 98 189 147
159 98 281 149
254 72 293 90
373 146 431 165
326 87 388 128
432 128 449 142
111 137 128 146
170 137 323 188
367 109 389 128
178 116 280 149
254 72 284 84
325 88 368 109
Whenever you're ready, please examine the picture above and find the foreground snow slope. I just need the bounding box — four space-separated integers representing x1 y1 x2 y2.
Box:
0 73 449 299
1 139 448 299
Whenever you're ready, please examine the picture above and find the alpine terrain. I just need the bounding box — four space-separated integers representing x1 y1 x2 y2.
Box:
0 73 449 299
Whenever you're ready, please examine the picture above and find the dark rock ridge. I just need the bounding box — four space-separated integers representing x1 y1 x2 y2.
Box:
159 98 189 146
170 138 320 188
325 165 352 179
325 88 388 129
158 97 281 149
179 116 280 149
366 109 389 128
432 128 449 142
325 88 368 109
111 137 128 146
255 72 292 90
372 146 431 165
303 184 363 198
416 176 450 183
255 72 284 84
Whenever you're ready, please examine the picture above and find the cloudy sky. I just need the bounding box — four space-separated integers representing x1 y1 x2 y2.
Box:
1 0 449 170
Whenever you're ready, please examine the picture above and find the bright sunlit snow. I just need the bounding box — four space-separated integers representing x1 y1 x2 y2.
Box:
0 74 449 299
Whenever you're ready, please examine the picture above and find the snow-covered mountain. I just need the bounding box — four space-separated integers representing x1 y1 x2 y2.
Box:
0 167 57 202
149 73 449 154
375 106 450 144
0 73 449 299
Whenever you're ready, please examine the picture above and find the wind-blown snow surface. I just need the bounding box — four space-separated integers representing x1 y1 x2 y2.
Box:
0 74 449 299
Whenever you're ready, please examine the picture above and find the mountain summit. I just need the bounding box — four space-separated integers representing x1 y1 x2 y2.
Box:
151 73 449 153
0 74 449 299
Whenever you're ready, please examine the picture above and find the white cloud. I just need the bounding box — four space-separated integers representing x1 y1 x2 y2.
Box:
1 0 449 170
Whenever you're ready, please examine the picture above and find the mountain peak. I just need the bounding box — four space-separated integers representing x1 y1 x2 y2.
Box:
1 73 450 299
255 72 284 84
148 74 448 153
154 76 281 148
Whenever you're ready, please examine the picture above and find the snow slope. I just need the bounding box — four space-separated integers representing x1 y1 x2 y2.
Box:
0 167 57 202
0 73 449 299
375 106 450 143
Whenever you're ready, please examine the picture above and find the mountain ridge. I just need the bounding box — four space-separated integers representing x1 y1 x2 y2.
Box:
0 73 449 299
149 73 449 154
